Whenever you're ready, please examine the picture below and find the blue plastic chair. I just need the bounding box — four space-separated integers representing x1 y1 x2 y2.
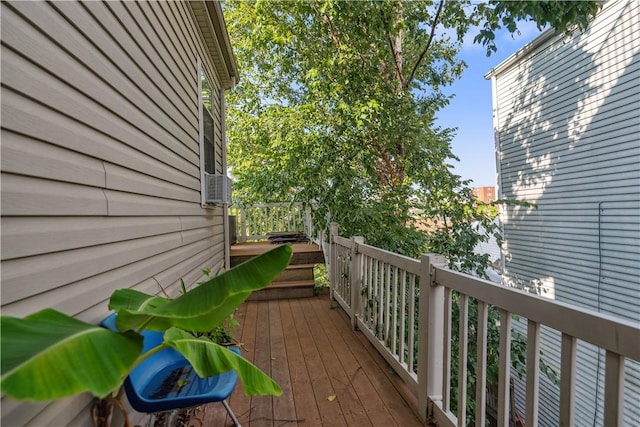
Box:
102 314 241 426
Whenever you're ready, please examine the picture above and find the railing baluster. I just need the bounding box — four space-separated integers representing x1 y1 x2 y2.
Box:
443 287 452 413
255 207 260 236
392 266 399 356
384 263 391 344
368 257 378 334
559 333 577 427
476 300 488 427
400 269 407 366
378 262 383 339
457 293 469 426
345 247 350 302
367 256 373 326
408 273 416 374
253 207 258 236
240 209 247 242
497 309 511 427
361 255 368 322
344 246 350 305
604 351 624 427
526 320 541 427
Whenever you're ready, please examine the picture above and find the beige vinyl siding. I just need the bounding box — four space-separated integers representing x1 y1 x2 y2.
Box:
0 0 231 425
491 1 640 425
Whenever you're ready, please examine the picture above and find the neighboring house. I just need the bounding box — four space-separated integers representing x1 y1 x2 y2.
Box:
471 185 496 204
1 1 237 425
486 0 639 425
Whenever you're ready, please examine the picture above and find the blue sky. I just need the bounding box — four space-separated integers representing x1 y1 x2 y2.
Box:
435 23 544 187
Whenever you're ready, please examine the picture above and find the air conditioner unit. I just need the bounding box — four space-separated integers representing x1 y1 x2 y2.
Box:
205 173 232 204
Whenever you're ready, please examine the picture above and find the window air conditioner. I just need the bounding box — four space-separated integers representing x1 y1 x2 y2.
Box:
205 173 232 204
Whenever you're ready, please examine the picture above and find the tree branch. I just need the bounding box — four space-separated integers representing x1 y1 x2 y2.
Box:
404 0 445 89
312 4 341 47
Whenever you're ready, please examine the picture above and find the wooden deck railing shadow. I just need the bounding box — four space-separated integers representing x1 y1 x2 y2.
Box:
328 222 640 427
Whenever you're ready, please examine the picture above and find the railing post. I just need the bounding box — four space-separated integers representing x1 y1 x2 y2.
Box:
418 254 446 423
350 236 364 330
329 223 339 302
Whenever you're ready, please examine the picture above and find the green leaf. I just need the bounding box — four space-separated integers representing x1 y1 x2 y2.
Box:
108 289 171 332
0 309 142 400
111 245 292 332
164 328 282 396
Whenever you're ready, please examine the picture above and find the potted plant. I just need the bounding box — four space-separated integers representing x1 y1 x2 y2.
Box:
1 245 292 426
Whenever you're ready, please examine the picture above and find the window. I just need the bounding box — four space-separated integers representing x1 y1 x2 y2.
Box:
198 58 231 205
200 64 215 175
199 58 216 205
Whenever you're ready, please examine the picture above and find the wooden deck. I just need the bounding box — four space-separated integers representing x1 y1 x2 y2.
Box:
189 291 426 427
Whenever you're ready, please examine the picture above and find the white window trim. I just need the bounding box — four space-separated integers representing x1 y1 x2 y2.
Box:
198 57 206 206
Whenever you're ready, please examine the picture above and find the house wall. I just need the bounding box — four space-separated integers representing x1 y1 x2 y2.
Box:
1 1 232 425
490 1 640 425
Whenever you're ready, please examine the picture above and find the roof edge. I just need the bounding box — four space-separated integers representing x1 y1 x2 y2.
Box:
484 28 555 80
205 1 239 87
189 0 239 89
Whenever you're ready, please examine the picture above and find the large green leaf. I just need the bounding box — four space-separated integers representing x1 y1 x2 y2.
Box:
111 244 292 332
0 309 142 400
164 328 281 396
108 288 171 332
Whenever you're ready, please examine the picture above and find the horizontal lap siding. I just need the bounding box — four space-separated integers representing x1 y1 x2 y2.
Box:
494 1 640 426
0 1 228 425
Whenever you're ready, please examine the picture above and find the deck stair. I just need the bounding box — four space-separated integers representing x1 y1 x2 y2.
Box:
229 239 325 301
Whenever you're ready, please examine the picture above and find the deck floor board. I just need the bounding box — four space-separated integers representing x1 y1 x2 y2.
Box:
280 299 322 425
190 292 425 427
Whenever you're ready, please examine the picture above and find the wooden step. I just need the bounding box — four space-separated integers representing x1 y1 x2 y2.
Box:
230 242 324 267
275 263 316 282
231 251 324 267
248 280 316 301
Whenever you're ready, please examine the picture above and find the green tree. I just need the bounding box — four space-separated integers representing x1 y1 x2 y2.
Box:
225 0 600 260
224 2 599 422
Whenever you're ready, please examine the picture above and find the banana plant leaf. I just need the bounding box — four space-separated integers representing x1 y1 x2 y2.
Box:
0 309 143 400
111 244 292 332
164 328 282 396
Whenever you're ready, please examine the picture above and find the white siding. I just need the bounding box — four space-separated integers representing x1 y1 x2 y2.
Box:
0 1 232 425
492 1 640 425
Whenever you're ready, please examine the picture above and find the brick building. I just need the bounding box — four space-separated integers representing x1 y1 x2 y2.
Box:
472 186 496 203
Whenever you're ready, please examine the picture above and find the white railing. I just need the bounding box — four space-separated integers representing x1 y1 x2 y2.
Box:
230 203 314 242
328 223 640 427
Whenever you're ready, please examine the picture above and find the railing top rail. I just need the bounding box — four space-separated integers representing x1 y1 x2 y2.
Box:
357 242 421 275
333 235 352 247
433 266 640 361
233 202 301 209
